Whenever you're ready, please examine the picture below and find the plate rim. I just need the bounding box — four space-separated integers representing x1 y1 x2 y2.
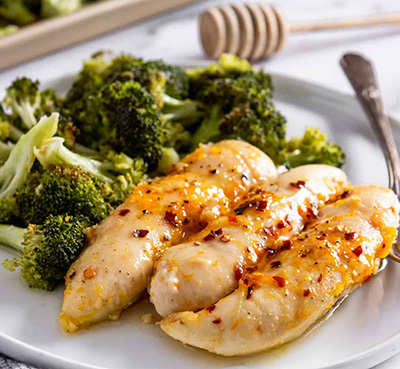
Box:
0 71 399 369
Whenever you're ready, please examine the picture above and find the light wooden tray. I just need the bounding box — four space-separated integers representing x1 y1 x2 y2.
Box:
0 0 198 71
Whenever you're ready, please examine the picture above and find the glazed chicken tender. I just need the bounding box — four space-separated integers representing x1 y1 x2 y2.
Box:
150 165 348 316
59 140 276 332
160 185 400 356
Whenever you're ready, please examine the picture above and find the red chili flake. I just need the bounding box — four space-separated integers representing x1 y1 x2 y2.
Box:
271 260 281 268
298 253 307 258
352 246 363 257
255 200 267 211
165 211 178 227
205 305 216 312
277 220 286 229
246 286 254 299
204 231 217 242
246 266 257 273
133 229 149 238
243 278 249 286
118 209 130 217
264 226 278 239
281 240 292 251
228 215 239 224
212 318 222 324
341 190 350 199
317 273 323 283
273 275 286 288
277 216 292 230
316 235 324 240
364 275 373 284
234 264 244 281
303 288 311 297
182 218 190 225
345 232 356 240
290 180 306 189
214 228 223 236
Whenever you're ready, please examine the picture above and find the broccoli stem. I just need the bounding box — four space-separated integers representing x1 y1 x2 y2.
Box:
35 137 114 183
0 113 58 199
11 95 39 129
162 95 202 122
191 105 222 148
0 224 25 253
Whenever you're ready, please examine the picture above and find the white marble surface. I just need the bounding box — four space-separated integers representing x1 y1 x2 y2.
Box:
1 0 400 368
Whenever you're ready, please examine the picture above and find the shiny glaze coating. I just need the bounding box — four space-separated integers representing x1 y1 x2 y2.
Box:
150 165 348 316
160 185 400 356
59 140 276 332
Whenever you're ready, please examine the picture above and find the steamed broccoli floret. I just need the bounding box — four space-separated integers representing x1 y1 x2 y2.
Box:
220 102 286 162
0 113 58 223
1 214 90 290
34 136 146 204
63 54 201 167
41 0 82 18
0 0 36 25
100 81 197 169
188 56 284 161
4 78 62 130
280 127 346 168
15 166 112 226
100 81 163 168
103 55 189 101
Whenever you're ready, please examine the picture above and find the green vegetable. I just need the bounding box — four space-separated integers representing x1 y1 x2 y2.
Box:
187 55 284 162
34 136 147 204
4 77 62 130
0 113 58 223
1 214 90 290
279 127 346 168
15 166 113 226
63 53 201 169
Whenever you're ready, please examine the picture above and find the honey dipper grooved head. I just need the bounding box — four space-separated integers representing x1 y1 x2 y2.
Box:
199 3 290 61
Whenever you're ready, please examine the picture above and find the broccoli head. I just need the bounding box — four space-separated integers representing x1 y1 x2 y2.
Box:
15 166 113 226
4 77 62 130
220 102 286 162
1 214 90 290
34 136 147 204
101 81 163 168
279 127 346 168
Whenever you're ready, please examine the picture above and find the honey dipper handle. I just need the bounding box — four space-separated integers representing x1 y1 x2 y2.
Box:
290 13 400 33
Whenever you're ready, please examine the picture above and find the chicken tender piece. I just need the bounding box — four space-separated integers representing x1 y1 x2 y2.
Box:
59 140 276 332
160 185 400 356
150 165 348 316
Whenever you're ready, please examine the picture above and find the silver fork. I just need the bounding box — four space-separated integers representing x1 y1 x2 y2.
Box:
340 52 400 263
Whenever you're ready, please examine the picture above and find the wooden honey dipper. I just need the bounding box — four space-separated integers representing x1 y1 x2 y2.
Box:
200 3 400 60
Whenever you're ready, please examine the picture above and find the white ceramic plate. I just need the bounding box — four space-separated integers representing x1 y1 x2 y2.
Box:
1 72 400 369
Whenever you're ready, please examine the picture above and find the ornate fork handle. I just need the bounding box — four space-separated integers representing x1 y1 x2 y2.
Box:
340 53 400 262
